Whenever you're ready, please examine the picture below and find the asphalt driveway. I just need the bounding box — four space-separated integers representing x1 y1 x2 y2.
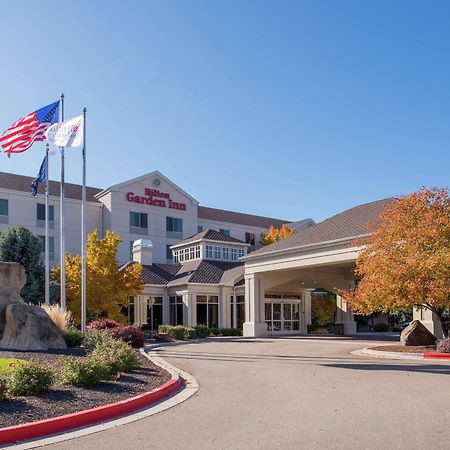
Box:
45 336 450 450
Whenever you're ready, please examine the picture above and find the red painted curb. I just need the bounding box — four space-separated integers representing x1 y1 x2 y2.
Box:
424 353 450 360
0 378 180 446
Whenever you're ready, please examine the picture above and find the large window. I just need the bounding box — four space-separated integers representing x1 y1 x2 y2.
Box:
196 295 219 328
222 247 229 260
130 212 148 229
166 245 173 261
214 246 221 259
205 245 213 259
128 297 135 325
238 248 245 259
166 217 183 233
37 203 54 221
245 232 255 246
231 248 237 260
170 295 184 326
146 297 163 330
38 235 55 260
230 295 245 329
0 199 8 222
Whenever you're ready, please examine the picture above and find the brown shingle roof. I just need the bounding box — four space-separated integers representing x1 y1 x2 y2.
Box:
171 229 246 248
139 260 243 286
198 205 290 229
246 197 396 258
0 171 102 203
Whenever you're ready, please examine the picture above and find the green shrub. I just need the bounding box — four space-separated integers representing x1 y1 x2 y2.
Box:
311 327 329 334
373 323 389 332
63 356 110 387
0 376 7 400
183 327 197 340
219 328 242 336
307 323 334 334
84 329 112 350
158 325 197 341
194 325 210 338
208 327 220 336
6 361 53 396
92 338 138 374
391 325 401 333
63 328 84 347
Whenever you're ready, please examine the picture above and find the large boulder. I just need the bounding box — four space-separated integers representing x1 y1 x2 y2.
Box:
0 262 66 351
400 320 437 346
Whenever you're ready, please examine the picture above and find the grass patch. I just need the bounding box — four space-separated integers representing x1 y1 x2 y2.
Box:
0 358 21 372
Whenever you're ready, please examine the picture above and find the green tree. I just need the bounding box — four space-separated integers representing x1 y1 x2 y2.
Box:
0 225 45 304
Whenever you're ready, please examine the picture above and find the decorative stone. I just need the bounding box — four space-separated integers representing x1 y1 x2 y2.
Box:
0 261 66 351
400 320 437 346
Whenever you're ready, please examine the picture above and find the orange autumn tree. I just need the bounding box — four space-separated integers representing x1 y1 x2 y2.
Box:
341 188 450 337
260 224 294 245
52 229 143 323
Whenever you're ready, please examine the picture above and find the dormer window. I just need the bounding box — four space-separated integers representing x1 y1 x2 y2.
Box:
222 247 229 260
206 245 213 258
214 246 221 259
238 248 245 258
231 248 237 260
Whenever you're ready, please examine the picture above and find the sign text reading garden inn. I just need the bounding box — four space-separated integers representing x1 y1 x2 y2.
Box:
126 188 187 211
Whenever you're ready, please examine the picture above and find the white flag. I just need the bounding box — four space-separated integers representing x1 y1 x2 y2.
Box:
45 115 84 147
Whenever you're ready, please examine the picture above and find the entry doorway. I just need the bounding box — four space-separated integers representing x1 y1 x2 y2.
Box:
146 297 163 331
265 299 303 334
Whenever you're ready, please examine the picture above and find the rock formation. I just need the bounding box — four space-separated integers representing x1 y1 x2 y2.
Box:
400 320 437 347
0 262 66 351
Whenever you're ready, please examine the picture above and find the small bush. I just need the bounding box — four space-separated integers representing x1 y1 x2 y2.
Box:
158 325 197 340
373 323 389 332
84 329 112 350
436 337 450 354
0 377 7 401
6 361 53 396
63 356 110 387
112 325 145 348
63 328 84 348
184 327 197 340
41 304 73 332
307 323 334 334
311 327 329 334
194 325 210 338
219 328 242 336
208 328 220 337
391 325 401 333
87 319 122 331
92 338 138 374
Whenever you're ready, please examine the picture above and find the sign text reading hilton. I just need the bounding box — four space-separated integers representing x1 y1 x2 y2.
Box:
126 188 187 210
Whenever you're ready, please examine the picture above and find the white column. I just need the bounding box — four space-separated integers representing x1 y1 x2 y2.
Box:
243 273 268 337
303 290 312 332
335 294 357 335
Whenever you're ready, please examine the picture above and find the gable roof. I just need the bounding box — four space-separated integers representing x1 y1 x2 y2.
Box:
94 170 199 205
138 259 244 286
171 229 247 249
0 171 101 203
198 205 292 229
245 197 396 259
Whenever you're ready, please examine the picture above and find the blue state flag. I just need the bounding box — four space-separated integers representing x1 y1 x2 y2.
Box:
30 157 47 196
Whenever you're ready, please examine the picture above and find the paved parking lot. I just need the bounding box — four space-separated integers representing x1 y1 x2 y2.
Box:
47 336 450 450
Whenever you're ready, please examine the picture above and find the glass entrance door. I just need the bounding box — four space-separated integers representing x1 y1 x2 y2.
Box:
265 301 302 334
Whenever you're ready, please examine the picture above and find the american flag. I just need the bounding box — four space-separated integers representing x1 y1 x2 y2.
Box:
0 101 60 156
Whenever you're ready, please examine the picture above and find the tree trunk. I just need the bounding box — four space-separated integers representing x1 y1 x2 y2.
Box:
437 313 449 338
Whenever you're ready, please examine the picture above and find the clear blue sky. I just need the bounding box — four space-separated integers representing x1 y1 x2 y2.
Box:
0 0 448 222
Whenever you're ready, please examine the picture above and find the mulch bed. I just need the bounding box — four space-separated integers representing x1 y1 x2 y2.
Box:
370 345 439 354
0 348 170 429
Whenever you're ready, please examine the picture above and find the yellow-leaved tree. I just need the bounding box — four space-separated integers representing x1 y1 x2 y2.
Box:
340 188 450 337
52 229 143 323
260 224 294 246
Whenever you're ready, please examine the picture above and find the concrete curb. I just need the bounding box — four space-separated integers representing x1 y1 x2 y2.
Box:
4 349 199 449
353 347 450 361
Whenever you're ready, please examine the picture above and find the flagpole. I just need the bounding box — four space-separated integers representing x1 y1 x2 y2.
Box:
45 143 50 305
81 107 87 334
59 93 66 309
